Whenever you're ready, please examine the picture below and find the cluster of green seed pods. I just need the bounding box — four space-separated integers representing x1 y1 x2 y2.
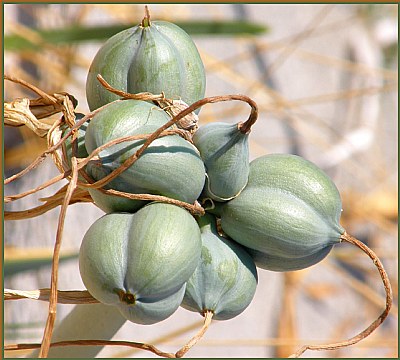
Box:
74 9 348 326
71 8 390 356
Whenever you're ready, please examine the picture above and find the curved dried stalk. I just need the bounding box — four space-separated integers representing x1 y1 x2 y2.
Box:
4 99 123 185
4 172 68 203
5 340 175 358
4 289 98 304
96 74 165 102
86 91 258 192
4 187 91 221
289 232 393 358
5 309 213 359
175 310 213 358
38 156 79 358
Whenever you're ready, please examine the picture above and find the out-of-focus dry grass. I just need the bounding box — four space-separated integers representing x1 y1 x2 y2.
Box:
4 3 398 358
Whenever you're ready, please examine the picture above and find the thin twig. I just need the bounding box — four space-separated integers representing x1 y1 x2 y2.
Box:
4 187 92 221
4 289 98 304
175 310 213 358
38 156 79 358
96 74 164 102
4 310 214 358
98 188 205 217
5 340 175 358
289 232 393 358
80 91 258 191
4 74 58 104
5 172 68 203
4 99 122 185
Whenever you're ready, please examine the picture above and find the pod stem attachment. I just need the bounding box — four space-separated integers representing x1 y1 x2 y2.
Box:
289 232 393 358
141 5 151 27
175 310 214 358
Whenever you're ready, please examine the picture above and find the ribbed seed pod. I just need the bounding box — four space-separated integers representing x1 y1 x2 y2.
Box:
86 16 205 113
79 203 202 325
84 100 206 213
181 213 258 320
217 154 345 271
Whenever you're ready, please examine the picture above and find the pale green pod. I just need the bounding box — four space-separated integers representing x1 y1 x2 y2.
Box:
84 100 206 213
79 203 202 325
248 246 332 272
181 214 258 320
193 122 249 201
86 20 205 112
218 154 345 271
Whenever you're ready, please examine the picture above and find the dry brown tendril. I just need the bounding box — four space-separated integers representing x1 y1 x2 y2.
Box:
289 232 393 358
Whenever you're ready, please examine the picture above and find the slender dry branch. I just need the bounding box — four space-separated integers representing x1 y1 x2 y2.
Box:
5 340 175 358
97 188 205 217
175 310 213 358
4 289 98 304
96 74 164 102
5 309 214 358
289 232 393 358
4 187 92 221
88 93 259 192
38 157 79 358
4 99 123 185
5 172 68 203
5 74 58 103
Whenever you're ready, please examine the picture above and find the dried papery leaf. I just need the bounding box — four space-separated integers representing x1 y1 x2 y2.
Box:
4 289 98 304
5 75 77 135
4 98 52 137
155 98 199 133
4 101 109 186
30 92 77 123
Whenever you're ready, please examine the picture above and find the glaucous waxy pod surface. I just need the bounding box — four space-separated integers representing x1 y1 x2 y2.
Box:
84 100 206 213
181 214 258 320
79 203 202 325
86 18 206 112
217 154 345 271
193 122 250 202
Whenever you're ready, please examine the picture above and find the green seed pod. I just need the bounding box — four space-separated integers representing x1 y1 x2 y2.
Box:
181 214 258 320
84 100 206 213
86 15 206 112
193 122 249 201
248 246 332 272
218 154 345 271
79 203 202 325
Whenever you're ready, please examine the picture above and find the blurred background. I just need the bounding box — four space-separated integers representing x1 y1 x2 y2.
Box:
4 3 398 358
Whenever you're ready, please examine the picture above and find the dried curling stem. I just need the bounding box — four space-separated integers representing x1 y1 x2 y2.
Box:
5 310 213 358
289 231 393 358
4 99 123 185
96 74 163 102
87 89 259 191
4 289 98 304
175 310 213 358
38 156 79 358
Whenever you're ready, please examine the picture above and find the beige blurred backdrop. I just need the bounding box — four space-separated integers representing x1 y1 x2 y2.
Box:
4 3 398 358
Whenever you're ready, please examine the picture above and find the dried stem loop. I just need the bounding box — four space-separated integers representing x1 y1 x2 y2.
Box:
289 232 393 358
